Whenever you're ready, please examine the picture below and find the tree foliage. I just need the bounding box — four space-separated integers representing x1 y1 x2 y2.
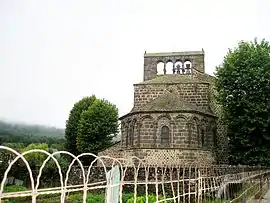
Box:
65 95 96 155
215 39 270 165
76 98 119 154
21 143 49 168
65 95 119 155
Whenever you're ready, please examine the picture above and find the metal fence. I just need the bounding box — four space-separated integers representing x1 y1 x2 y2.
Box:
0 145 270 203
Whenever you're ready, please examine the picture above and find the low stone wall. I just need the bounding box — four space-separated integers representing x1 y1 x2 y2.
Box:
67 165 264 198
68 166 199 195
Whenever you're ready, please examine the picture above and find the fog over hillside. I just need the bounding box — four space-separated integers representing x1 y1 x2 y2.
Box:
0 119 122 144
0 120 65 145
0 120 64 137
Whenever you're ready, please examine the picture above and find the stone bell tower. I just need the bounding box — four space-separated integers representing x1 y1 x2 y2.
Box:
143 50 205 81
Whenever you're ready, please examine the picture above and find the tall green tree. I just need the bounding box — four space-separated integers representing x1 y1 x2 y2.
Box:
65 95 96 155
76 98 119 154
215 39 270 165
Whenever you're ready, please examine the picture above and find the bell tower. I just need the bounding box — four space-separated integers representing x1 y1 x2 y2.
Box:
143 50 205 81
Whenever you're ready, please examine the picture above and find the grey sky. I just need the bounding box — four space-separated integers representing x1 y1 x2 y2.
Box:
0 0 269 128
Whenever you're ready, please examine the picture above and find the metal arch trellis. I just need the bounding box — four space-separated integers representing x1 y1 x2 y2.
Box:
1 145 270 203
0 146 135 203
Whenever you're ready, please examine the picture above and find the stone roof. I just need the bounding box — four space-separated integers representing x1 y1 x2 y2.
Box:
144 51 204 57
137 74 206 85
120 71 216 120
130 92 215 116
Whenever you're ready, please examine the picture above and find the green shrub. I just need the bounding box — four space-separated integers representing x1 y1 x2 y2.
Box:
122 193 134 202
36 193 62 203
1 185 29 203
3 185 27 193
126 194 173 203
66 192 105 203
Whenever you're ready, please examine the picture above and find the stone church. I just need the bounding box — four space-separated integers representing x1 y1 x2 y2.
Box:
99 50 227 165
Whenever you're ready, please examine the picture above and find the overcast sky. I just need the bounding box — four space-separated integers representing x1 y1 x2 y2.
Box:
0 0 269 128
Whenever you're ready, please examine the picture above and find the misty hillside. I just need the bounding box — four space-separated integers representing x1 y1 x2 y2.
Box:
0 120 65 145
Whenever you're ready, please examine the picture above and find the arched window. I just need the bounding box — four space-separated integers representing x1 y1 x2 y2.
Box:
174 61 183 74
157 62 165 75
184 61 192 74
161 126 170 144
166 61 173 74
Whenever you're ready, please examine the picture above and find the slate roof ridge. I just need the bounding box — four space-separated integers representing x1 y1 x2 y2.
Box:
144 51 204 57
136 72 214 85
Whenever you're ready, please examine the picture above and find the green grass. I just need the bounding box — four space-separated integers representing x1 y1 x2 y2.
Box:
1 183 265 203
0 185 29 203
1 190 173 203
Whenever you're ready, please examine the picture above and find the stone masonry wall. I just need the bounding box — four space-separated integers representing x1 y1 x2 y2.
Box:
133 83 210 111
127 148 215 165
97 148 215 166
195 71 229 163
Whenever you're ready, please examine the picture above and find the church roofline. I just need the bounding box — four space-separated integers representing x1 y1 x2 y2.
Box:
119 110 217 120
134 81 211 86
144 50 204 57
137 70 215 85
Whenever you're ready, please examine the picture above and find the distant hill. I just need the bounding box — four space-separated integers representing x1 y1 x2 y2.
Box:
0 120 65 145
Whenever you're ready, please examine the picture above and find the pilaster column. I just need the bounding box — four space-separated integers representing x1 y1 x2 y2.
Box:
136 122 142 148
187 122 192 148
153 122 158 147
170 121 175 147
